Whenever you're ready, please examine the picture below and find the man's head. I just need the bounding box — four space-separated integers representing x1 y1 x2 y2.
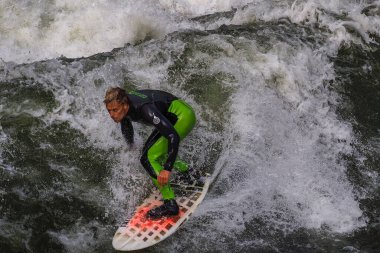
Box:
104 87 129 123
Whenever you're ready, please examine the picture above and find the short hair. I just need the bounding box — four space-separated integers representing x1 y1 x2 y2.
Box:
103 87 129 104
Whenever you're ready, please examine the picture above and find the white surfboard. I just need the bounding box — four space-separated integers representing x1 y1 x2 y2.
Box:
112 175 210 251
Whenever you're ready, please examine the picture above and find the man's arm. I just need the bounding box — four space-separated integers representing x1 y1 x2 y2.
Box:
141 104 180 171
121 117 134 145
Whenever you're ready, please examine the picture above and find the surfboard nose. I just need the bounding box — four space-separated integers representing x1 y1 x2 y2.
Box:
112 228 137 251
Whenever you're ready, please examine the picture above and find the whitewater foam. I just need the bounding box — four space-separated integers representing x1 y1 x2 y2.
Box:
0 0 192 63
2 0 378 64
189 30 365 234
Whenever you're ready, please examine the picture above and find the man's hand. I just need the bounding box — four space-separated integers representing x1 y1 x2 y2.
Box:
157 170 171 186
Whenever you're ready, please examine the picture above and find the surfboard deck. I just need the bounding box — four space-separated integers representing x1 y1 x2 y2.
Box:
112 174 210 251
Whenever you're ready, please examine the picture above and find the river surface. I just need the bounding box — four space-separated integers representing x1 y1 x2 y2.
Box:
1 1 379 252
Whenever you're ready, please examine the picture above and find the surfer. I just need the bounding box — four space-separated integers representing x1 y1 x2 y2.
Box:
104 87 196 219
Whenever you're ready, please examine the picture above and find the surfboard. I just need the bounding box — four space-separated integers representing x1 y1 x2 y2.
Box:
112 174 210 251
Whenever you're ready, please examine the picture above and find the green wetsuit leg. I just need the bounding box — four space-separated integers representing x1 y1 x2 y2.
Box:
147 100 196 200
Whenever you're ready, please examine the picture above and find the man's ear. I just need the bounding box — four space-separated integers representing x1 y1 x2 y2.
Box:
123 103 129 111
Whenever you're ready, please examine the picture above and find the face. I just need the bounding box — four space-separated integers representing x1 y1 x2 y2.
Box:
106 100 129 123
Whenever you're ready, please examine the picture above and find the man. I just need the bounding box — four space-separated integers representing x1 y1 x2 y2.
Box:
104 87 196 219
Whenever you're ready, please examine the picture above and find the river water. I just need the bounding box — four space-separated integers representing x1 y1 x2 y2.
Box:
0 1 379 252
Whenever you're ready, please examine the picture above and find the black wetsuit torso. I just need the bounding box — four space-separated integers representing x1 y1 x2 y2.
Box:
120 90 179 172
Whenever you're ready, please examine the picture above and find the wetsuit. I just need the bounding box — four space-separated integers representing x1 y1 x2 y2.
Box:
120 90 196 200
